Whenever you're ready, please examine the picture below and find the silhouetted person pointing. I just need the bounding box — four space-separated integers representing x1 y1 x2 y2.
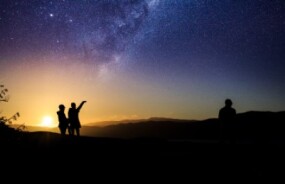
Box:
219 99 236 144
57 104 68 135
68 101 87 136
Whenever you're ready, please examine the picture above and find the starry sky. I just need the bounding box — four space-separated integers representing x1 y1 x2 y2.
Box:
1 0 285 126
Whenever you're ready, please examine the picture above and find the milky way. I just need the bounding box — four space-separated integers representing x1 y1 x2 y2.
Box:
2 0 284 70
0 0 153 66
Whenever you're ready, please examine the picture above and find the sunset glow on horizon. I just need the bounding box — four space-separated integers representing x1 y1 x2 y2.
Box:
1 1 285 126
40 116 54 127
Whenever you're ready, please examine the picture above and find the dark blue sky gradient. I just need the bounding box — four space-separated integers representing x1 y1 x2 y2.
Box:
126 1 285 104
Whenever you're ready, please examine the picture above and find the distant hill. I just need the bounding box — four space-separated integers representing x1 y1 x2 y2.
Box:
17 111 285 143
85 118 147 126
79 111 285 144
85 117 195 126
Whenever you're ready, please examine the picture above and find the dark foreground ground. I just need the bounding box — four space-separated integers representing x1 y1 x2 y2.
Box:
1 131 285 182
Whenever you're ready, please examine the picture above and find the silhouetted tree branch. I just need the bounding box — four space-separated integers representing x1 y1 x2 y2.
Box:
0 84 25 133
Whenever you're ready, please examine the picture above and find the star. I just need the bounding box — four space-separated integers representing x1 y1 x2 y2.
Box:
49 13 54 17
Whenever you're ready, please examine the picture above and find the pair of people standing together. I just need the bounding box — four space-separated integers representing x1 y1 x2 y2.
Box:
57 101 87 136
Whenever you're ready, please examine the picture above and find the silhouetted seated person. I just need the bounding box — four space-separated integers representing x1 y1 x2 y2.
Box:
68 101 86 136
219 99 236 144
57 104 68 135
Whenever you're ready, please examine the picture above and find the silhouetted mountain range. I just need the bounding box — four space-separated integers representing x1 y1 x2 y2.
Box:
21 111 285 143
85 117 196 126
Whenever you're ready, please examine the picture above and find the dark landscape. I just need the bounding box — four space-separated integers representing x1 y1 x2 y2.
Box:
1 111 285 180
22 111 285 143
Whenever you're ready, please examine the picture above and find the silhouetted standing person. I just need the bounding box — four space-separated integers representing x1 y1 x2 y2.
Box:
219 99 236 144
68 101 87 136
57 104 68 135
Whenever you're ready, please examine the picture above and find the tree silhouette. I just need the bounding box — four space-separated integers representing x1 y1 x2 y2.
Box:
0 84 25 140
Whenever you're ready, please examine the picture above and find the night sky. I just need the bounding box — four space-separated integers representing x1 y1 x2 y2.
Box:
1 0 285 126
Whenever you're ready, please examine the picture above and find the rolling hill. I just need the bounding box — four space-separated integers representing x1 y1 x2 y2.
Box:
19 111 285 143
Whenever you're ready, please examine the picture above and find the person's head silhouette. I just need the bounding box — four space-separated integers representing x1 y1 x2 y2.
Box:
225 99 233 107
59 104 65 111
71 102 76 109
